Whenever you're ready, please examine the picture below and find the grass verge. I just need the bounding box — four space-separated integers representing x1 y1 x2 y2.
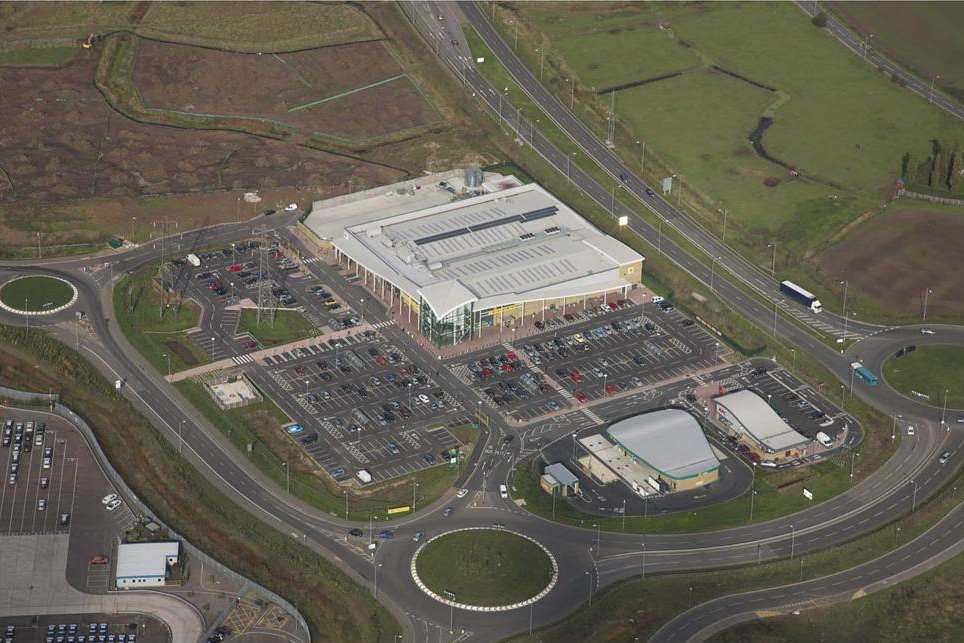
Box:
237 308 319 348
0 324 399 642
113 266 207 373
504 463 964 643
176 378 472 520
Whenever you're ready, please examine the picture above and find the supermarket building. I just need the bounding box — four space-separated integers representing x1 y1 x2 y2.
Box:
302 171 644 346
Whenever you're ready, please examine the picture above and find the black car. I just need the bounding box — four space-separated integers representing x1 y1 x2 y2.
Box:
348 528 364 537
645 187 656 197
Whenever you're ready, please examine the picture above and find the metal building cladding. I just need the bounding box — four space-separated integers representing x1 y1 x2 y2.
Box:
605 408 720 493
302 170 644 347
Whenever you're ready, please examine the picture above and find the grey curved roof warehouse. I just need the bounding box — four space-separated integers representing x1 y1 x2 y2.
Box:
606 408 720 482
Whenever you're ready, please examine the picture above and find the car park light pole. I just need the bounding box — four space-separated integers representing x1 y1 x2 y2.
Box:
304 379 310 397
412 480 419 509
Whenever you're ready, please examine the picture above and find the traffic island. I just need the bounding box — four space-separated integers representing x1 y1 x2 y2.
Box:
411 528 558 611
0 275 77 315
882 344 964 411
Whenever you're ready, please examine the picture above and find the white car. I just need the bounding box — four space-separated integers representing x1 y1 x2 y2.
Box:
920 328 935 335
906 425 915 436
37 499 46 512
417 393 430 404
284 203 298 211
101 493 119 506
105 499 123 512
456 488 468 499
651 296 664 304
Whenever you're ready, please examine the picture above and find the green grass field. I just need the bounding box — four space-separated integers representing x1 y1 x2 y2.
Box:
504 1 964 300
830 1 964 102
415 530 553 606
883 345 964 409
237 308 319 347
0 276 74 312
113 267 207 373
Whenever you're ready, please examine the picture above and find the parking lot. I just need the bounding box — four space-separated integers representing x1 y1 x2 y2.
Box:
0 615 166 643
1 415 78 536
450 301 722 422
741 363 853 445
250 331 466 484
1 409 136 594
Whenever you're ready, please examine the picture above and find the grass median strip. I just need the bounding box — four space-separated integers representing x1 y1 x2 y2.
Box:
237 308 319 347
0 324 399 642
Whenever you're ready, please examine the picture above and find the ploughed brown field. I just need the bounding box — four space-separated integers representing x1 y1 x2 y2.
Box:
821 208 964 318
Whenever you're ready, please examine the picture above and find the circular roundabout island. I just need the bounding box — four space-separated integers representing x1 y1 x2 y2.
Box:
412 527 558 611
0 275 78 315
883 344 964 410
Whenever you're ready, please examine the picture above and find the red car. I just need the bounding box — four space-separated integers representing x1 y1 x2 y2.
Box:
227 263 242 272
399 368 409 378
374 355 387 366
481 367 495 378
608 302 618 311
570 369 583 384
505 351 518 362
294 366 305 376
574 391 588 403
501 363 514 373
605 383 616 396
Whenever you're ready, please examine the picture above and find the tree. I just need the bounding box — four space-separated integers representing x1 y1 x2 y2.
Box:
811 12 828 27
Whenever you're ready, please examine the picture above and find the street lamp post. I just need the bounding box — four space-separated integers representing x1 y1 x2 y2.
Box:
922 288 933 321
850 451 859 480
789 523 796 560
178 419 185 454
941 388 949 429
749 461 757 521
840 280 848 338
791 348 796 372
929 74 940 103
162 353 171 377
283 461 289 494
767 243 777 275
585 570 593 607
641 542 646 579
710 256 718 293
892 414 901 440
412 479 419 509
911 480 918 512
849 365 856 397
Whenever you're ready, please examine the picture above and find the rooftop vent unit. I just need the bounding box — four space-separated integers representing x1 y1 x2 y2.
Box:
428 261 443 270
519 232 535 240
544 226 561 235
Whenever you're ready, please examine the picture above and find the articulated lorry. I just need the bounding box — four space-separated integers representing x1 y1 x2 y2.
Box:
780 280 822 313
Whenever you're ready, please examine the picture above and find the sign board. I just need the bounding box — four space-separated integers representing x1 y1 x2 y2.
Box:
661 176 674 194
387 506 410 515
803 488 813 501
617 215 629 227
476 57 485 64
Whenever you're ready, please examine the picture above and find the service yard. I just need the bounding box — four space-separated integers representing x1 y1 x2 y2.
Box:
451 300 722 422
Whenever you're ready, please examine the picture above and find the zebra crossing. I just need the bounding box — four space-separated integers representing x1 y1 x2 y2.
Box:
302 256 323 265
580 407 604 425
370 320 394 329
232 354 255 365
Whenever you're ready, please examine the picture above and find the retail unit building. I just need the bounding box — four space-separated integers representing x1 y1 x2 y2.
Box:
713 389 809 461
302 171 644 346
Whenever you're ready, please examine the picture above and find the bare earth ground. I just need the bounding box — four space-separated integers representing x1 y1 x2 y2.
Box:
821 208 964 317
133 38 440 140
0 53 400 246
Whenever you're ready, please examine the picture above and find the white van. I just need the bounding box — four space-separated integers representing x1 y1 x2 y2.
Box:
815 432 833 448
499 484 508 500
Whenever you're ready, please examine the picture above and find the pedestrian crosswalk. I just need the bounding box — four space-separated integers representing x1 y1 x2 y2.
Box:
580 407 604 425
370 320 393 329
232 354 255 365
302 256 323 264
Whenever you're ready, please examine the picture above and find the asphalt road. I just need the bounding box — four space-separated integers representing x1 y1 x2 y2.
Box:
793 0 964 121
0 6 959 637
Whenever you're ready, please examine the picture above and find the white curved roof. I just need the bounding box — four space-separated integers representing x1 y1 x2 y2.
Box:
715 389 809 451
305 175 643 318
606 409 719 480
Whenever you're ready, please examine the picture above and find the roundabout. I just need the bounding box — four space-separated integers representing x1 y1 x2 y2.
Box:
882 344 964 411
411 528 558 611
0 274 77 315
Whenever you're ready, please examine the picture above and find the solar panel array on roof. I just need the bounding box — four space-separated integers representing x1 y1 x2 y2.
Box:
412 206 557 246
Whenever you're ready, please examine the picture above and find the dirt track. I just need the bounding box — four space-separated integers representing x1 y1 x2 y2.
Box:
821 207 964 317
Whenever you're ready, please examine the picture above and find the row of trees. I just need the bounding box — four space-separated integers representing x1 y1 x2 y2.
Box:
901 140 964 195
